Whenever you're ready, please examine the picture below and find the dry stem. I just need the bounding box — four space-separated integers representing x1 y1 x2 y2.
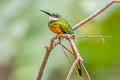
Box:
80 61 91 80
75 35 112 39
60 44 82 80
75 35 112 44
66 57 80 80
60 43 73 55
67 36 90 80
72 0 119 31
36 36 57 80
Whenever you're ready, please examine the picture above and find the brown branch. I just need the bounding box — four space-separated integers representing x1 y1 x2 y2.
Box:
60 44 82 80
80 60 91 80
66 36 90 80
72 0 119 31
60 35 90 80
60 44 73 65
57 34 90 80
66 57 80 80
60 43 73 55
68 36 83 61
60 45 79 80
36 36 57 80
36 34 111 80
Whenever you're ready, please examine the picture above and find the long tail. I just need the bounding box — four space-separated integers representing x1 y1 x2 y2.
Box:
77 62 82 76
68 37 82 76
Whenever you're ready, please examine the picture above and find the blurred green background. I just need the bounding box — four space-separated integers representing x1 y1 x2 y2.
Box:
0 0 120 80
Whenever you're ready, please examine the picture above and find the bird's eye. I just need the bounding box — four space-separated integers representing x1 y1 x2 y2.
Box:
53 15 57 18
52 14 59 18
55 15 58 17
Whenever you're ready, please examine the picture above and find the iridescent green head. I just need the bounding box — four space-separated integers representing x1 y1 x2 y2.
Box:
40 10 61 21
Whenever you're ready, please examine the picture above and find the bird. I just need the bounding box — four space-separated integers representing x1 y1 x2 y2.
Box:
40 10 82 76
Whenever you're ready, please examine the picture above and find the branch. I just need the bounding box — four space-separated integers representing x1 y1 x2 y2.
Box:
36 34 111 80
60 36 90 80
60 44 73 65
75 35 112 39
60 43 73 55
68 36 83 61
75 35 112 44
80 60 91 80
60 44 82 80
66 36 90 80
72 0 120 31
36 36 57 80
66 57 80 80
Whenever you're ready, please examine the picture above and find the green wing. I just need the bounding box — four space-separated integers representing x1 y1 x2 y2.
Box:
58 20 74 34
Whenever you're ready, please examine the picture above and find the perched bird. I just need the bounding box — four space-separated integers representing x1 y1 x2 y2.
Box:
40 10 82 76
40 10 73 34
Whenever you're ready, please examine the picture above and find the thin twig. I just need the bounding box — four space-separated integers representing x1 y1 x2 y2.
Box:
60 43 73 55
75 35 112 39
67 36 90 80
61 44 73 65
75 35 112 44
66 57 80 80
80 60 91 80
72 0 119 31
60 44 82 80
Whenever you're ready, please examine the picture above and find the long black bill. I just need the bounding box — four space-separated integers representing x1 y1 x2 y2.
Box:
40 10 52 16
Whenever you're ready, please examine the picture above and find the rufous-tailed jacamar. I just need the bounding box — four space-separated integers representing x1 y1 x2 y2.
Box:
40 10 82 76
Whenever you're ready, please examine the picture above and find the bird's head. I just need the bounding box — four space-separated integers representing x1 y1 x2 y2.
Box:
40 10 61 21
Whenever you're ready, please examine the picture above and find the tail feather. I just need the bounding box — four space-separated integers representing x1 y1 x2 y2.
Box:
78 67 82 76
77 62 82 76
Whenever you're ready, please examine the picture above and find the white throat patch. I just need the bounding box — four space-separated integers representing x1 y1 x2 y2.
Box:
49 16 59 21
